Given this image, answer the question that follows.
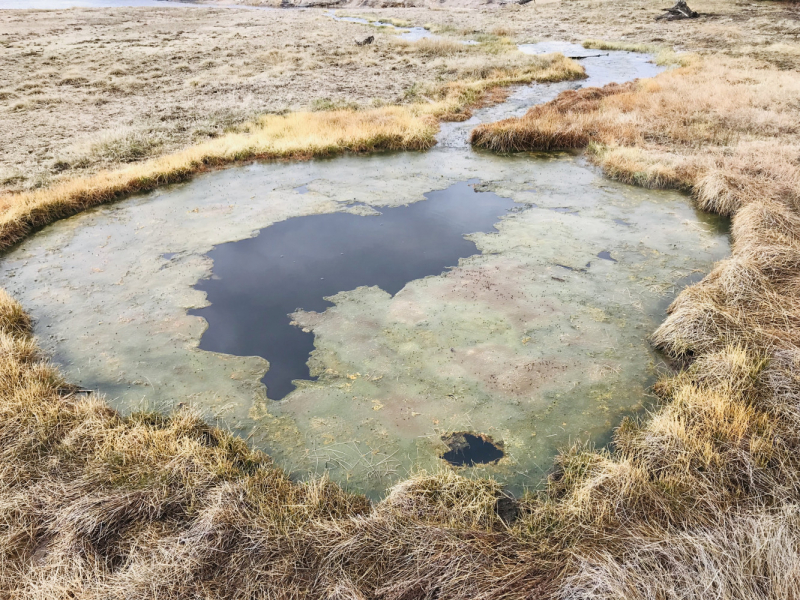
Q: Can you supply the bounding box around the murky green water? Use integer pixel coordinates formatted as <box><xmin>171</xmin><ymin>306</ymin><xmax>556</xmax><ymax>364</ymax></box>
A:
<box><xmin>0</xmin><ymin>49</ymin><xmax>730</xmax><ymax>497</ymax></box>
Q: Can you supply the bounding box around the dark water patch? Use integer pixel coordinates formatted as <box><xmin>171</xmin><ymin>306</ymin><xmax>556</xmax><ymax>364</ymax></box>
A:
<box><xmin>294</xmin><ymin>185</ymin><xmax>309</xmax><ymax>195</ymax></box>
<box><xmin>441</xmin><ymin>432</ymin><xmax>504</xmax><ymax>466</ymax></box>
<box><xmin>597</xmin><ymin>250</ymin><xmax>617</xmax><ymax>262</ymax></box>
<box><xmin>162</xmin><ymin>252</ymin><xmax>178</xmax><ymax>260</ymax></box>
<box><xmin>556</xmin><ymin>263</ymin><xmax>587</xmax><ymax>273</ymax></box>
<box><xmin>550</xmin><ymin>207</ymin><xmax>579</xmax><ymax>214</ymax></box>
<box><xmin>613</xmin><ymin>218</ymin><xmax>632</xmax><ymax>227</ymax></box>
<box><xmin>190</xmin><ymin>181</ymin><xmax>518</xmax><ymax>400</ymax></box>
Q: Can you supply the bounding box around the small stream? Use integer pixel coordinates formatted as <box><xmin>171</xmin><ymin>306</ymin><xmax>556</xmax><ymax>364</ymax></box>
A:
<box><xmin>0</xmin><ymin>39</ymin><xmax>730</xmax><ymax>498</ymax></box>
<box><xmin>326</xmin><ymin>10</ymin><xmax>435</xmax><ymax>41</ymax></box>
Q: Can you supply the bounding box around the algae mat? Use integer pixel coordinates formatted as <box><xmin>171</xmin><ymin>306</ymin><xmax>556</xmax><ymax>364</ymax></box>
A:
<box><xmin>0</xmin><ymin>149</ymin><xmax>729</xmax><ymax>496</ymax></box>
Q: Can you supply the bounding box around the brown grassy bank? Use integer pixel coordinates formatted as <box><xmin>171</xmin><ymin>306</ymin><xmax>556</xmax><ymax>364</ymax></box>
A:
<box><xmin>3</xmin><ymin>239</ymin><xmax>800</xmax><ymax>597</ymax></box>
<box><xmin>467</xmin><ymin>48</ymin><xmax>800</xmax><ymax>595</ymax></box>
<box><xmin>470</xmin><ymin>53</ymin><xmax>800</xmax><ymax>360</ymax></box>
<box><xmin>0</xmin><ymin>51</ymin><xmax>581</xmax><ymax>251</ymax></box>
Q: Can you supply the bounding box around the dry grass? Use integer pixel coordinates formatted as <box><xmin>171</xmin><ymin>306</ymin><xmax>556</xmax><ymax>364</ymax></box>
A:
<box><xmin>471</xmin><ymin>52</ymin><xmax>800</xmax><ymax>362</ymax></box>
<box><xmin>0</xmin><ymin>108</ymin><xmax>436</xmax><ymax>250</ymax></box>
<box><xmin>582</xmin><ymin>39</ymin><xmax>661</xmax><ymax>54</ymax></box>
<box><xmin>3</xmin><ymin>1</ymin><xmax>800</xmax><ymax>597</ymax></box>
<box><xmin>0</xmin><ymin>51</ymin><xmax>581</xmax><ymax>251</ymax></box>
<box><xmin>0</xmin><ymin>6</ymin><xmax>538</xmax><ymax>195</ymax></box>
<box><xmin>408</xmin><ymin>51</ymin><xmax>584</xmax><ymax>120</ymax></box>
<box><xmin>3</xmin><ymin>272</ymin><xmax>800</xmax><ymax>598</ymax></box>
<box><xmin>0</xmin><ymin>6</ymin><xmax>582</xmax><ymax>196</ymax></box>
<box><xmin>464</xmin><ymin>26</ymin><xmax>800</xmax><ymax>597</ymax></box>
<box><xmin>0</xmin><ymin>299</ymin><xmax>559</xmax><ymax>597</ymax></box>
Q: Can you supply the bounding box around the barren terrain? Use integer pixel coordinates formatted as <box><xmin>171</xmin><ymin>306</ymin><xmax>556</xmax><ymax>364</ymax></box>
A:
<box><xmin>2</xmin><ymin>0</ymin><xmax>797</xmax><ymax>194</ymax></box>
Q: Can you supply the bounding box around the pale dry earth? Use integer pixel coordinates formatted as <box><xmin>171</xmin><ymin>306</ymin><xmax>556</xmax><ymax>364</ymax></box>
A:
<box><xmin>0</xmin><ymin>6</ymin><xmax>480</xmax><ymax>191</ymax></box>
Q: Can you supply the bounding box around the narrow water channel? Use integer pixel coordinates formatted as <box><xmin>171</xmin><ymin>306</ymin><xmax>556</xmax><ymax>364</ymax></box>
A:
<box><xmin>0</xmin><ymin>44</ymin><xmax>730</xmax><ymax>498</ymax></box>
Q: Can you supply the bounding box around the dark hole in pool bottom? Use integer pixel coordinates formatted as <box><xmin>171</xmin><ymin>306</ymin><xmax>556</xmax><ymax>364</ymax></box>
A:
<box><xmin>189</xmin><ymin>180</ymin><xmax>518</xmax><ymax>400</ymax></box>
<box><xmin>441</xmin><ymin>432</ymin><xmax>505</xmax><ymax>466</ymax></box>
<box><xmin>597</xmin><ymin>250</ymin><xmax>617</xmax><ymax>262</ymax></box>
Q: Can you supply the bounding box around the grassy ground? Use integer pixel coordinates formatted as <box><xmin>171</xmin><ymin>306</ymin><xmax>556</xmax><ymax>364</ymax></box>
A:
<box><xmin>0</xmin><ymin>6</ymin><xmax>577</xmax><ymax>195</ymax></box>
<box><xmin>0</xmin><ymin>50</ymin><xmax>580</xmax><ymax>250</ymax></box>
<box><xmin>1</xmin><ymin>0</ymin><xmax>800</xmax><ymax>597</ymax></box>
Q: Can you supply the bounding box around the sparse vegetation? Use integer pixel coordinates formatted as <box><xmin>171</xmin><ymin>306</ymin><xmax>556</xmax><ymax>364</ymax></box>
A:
<box><xmin>0</xmin><ymin>108</ymin><xmax>436</xmax><ymax>250</ymax></box>
<box><xmin>54</xmin><ymin>126</ymin><xmax>166</xmax><ymax>170</ymax></box>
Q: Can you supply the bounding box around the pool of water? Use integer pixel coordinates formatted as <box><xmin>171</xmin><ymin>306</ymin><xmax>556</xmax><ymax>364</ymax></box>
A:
<box><xmin>190</xmin><ymin>181</ymin><xmax>517</xmax><ymax>400</ymax></box>
<box><xmin>442</xmin><ymin>432</ymin><xmax>504</xmax><ymax>466</ymax></box>
<box><xmin>0</xmin><ymin>46</ymin><xmax>730</xmax><ymax>499</ymax></box>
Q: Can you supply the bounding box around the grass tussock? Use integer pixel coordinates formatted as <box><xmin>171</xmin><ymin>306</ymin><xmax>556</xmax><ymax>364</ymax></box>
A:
<box><xmin>582</xmin><ymin>39</ymin><xmax>661</xmax><ymax>54</ymax></box>
<box><xmin>392</xmin><ymin>36</ymin><xmax>469</xmax><ymax>57</ymax></box>
<box><xmin>0</xmin><ymin>303</ymin><xmax>560</xmax><ymax>597</ymax></box>
<box><xmin>466</xmin><ymin>45</ymin><xmax>800</xmax><ymax>596</ymax></box>
<box><xmin>581</xmin><ymin>39</ymin><xmax>689</xmax><ymax>66</ymax></box>
<box><xmin>54</xmin><ymin>126</ymin><xmax>167</xmax><ymax>170</ymax></box>
<box><xmin>471</xmin><ymin>52</ymin><xmax>800</xmax><ymax>360</ymax></box>
<box><xmin>4</xmin><ymin>291</ymin><xmax>800</xmax><ymax>597</ymax></box>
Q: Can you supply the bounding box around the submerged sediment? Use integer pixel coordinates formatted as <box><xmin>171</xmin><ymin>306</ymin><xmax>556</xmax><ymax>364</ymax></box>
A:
<box><xmin>0</xmin><ymin>150</ymin><xmax>729</xmax><ymax>496</ymax></box>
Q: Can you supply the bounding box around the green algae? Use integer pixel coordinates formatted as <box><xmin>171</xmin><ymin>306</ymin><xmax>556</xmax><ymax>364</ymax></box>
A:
<box><xmin>0</xmin><ymin>150</ymin><xmax>729</xmax><ymax>497</ymax></box>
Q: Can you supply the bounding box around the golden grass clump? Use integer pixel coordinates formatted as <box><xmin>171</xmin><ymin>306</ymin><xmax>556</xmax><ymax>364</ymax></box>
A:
<box><xmin>582</xmin><ymin>39</ymin><xmax>660</xmax><ymax>54</ymax></box>
<box><xmin>461</xmin><ymin>43</ymin><xmax>800</xmax><ymax>597</ymax></box>
<box><xmin>8</xmin><ymin>293</ymin><xmax>800</xmax><ymax>597</ymax></box>
<box><xmin>391</xmin><ymin>36</ymin><xmax>468</xmax><ymax>57</ymax></box>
